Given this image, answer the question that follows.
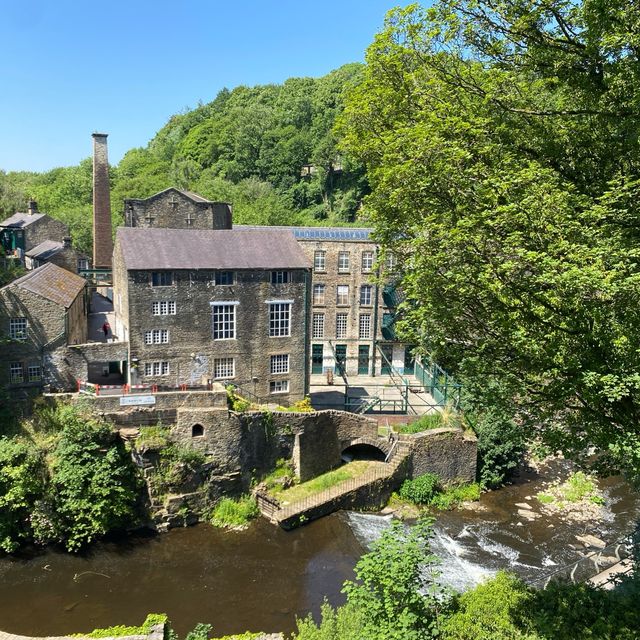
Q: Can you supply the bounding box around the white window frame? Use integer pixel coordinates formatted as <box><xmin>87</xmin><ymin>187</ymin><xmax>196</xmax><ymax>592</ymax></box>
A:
<box><xmin>210</xmin><ymin>302</ymin><xmax>239</xmax><ymax>340</ymax></box>
<box><xmin>360</xmin><ymin>284</ymin><xmax>372</xmax><ymax>306</ymax></box>
<box><xmin>359</xmin><ymin>314</ymin><xmax>372</xmax><ymax>339</ymax></box>
<box><xmin>270</xmin><ymin>379</ymin><xmax>289</xmax><ymax>394</ymax></box>
<box><xmin>152</xmin><ymin>300</ymin><xmax>176</xmax><ymax>316</ymax></box>
<box><xmin>9</xmin><ymin>362</ymin><xmax>23</xmax><ymax>383</ymax></box>
<box><xmin>268</xmin><ymin>301</ymin><xmax>292</xmax><ymax>337</ymax></box>
<box><xmin>144</xmin><ymin>329</ymin><xmax>169</xmax><ymax>345</ymax></box>
<box><xmin>27</xmin><ymin>365</ymin><xmax>42</xmax><ymax>382</ymax></box>
<box><xmin>270</xmin><ymin>354</ymin><xmax>290</xmax><ymax>375</ymax></box>
<box><xmin>312</xmin><ymin>313</ymin><xmax>325</xmax><ymax>339</ymax></box>
<box><xmin>144</xmin><ymin>361</ymin><xmax>170</xmax><ymax>376</ymax></box>
<box><xmin>338</xmin><ymin>251</ymin><xmax>350</xmax><ymax>273</ymax></box>
<box><xmin>336</xmin><ymin>313</ymin><xmax>348</xmax><ymax>339</ymax></box>
<box><xmin>213</xmin><ymin>357</ymin><xmax>235</xmax><ymax>380</ymax></box>
<box><xmin>362</xmin><ymin>251</ymin><xmax>374</xmax><ymax>273</ymax></box>
<box><xmin>9</xmin><ymin>317</ymin><xmax>27</xmax><ymax>340</ymax></box>
<box><xmin>312</xmin><ymin>283</ymin><xmax>326</xmax><ymax>305</ymax></box>
<box><xmin>314</xmin><ymin>251</ymin><xmax>326</xmax><ymax>272</ymax></box>
<box><xmin>336</xmin><ymin>285</ymin><xmax>350</xmax><ymax>305</ymax></box>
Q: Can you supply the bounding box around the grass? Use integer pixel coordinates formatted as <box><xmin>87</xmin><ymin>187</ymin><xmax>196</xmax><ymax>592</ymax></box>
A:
<box><xmin>260</xmin><ymin>458</ymin><xmax>297</xmax><ymax>495</ymax></box>
<box><xmin>430</xmin><ymin>482</ymin><xmax>482</xmax><ymax>510</ymax></box>
<box><xmin>75</xmin><ymin>614</ymin><xmax>167</xmax><ymax>638</ymax></box>
<box><xmin>536</xmin><ymin>471</ymin><xmax>604</xmax><ymax>507</ymax></box>
<box><xmin>394</xmin><ymin>473</ymin><xmax>481</xmax><ymax>512</ymax></box>
<box><xmin>135</xmin><ymin>425</ymin><xmax>170</xmax><ymax>450</ymax></box>
<box><xmin>397</xmin><ymin>406</ymin><xmax>467</xmax><ymax>434</ymax></box>
<box><xmin>210</xmin><ymin>495</ymin><xmax>259</xmax><ymax>529</ymax></box>
<box><xmin>276</xmin><ymin>461</ymin><xmax>375</xmax><ymax>505</ymax></box>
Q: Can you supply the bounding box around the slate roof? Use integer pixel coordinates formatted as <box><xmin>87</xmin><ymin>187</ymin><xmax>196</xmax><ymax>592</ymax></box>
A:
<box><xmin>235</xmin><ymin>224</ymin><xmax>374</xmax><ymax>241</ymax></box>
<box><xmin>127</xmin><ymin>187</ymin><xmax>214</xmax><ymax>204</ymax></box>
<box><xmin>25</xmin><ymin>240</ymin><xmax>64</xmax><ymax>260</ymax></box>
<box><xmin>0</xmin><ymin>212</ymin><xmax>46</xmax><ymax>228</ymax></box>
<box><xmin>116</xmin><ymin>228</ymin><xmax>311</xmax><ymax>270</ymax></box>
<box><xmin>7</xmin><ymin>263</ymin><xmax>86</xmax><ymax>308</ymax></box>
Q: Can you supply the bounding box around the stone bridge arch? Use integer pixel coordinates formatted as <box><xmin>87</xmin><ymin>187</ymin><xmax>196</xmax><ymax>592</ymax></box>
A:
<box><xmin>341</xmin><ymin>436</ymin><xmax>390</xmax><ymax>462</ymax></box>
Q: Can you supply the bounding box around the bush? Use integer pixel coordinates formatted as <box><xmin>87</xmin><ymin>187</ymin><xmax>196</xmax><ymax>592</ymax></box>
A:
<box><xmin>430</xmin><ymin>483</ymin><xmax>481</xmax><ymax>510</ymax></box>
<box><xmin>399</xmin><ymin>473</ymin><xmax>440</xmax><ymax>504</ymax></box>
<box><xmin>210</xmin><ymin>495</ymin><xmax>259</xmax><ymax>529</ymax></box>
<box><xmin>79</xmin><ymin>613</ymin><xmax>168</xmax><ymax>638</ymax></box>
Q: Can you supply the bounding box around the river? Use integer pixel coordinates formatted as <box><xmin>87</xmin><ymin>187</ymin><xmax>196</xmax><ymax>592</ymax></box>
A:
<box><xmin>0</xmin><ymin>462</ymin><xmax>638</xmax><ymax>637</ymax></box>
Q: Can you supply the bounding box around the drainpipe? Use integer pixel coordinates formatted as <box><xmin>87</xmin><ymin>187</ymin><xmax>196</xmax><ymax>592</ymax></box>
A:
<box><xmin>303</xmin><ymin>268</ymin><xmax>311</xmax><ymax>396</ymax></box>
<box><xmin>372</xmin><ymin>262</ymin><xmax>380</xmax><ymax>378</ymax></box>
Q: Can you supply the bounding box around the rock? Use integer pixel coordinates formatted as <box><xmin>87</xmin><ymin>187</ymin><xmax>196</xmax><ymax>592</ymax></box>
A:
<box><xmin>575</xmin><ymin>534</ymin><xmax>606</xmax><ymax>549</ymax></box>
<box><xmin>515</xmin><ymin>502</ymin><xmax>532</xmax><ymax>510</ymax></box>
<box><xmin>517</xmin><ymin>509</ymin><xmax>539</xmax><ymax>520</ymax></box>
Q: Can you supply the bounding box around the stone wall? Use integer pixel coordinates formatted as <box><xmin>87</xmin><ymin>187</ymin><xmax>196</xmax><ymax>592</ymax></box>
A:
<box><xmin>24</xmin><ymin>216</ymin><xmax>69</xmax><ymax>252</ymax></box>
<box><xmin>404</xmin><ymin>427</ymin><xmax>478</xmax><ymax>484</ymax></box>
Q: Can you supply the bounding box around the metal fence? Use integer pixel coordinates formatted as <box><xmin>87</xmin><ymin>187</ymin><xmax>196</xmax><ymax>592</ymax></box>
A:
<box><xmin>414</xmin><ymin>356</ymin><xmax>462</xmax><ymax>408</ymax></box>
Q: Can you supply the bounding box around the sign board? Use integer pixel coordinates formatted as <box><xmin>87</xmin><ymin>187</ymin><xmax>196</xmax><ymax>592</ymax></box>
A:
<box><xmin>119</xmin><ymin>395</ymin><xmax>156</xmax><ymax>406</ymax></box>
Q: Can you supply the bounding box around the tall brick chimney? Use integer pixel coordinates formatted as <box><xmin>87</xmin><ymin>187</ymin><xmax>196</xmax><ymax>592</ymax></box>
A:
<box><xmin>92</xmin><ymin>133</ymin><xmax>113</xmax><ymax>268</ymax></box>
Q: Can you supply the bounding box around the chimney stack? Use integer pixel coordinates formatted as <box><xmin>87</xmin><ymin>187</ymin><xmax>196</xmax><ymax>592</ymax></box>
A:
<box><xmin>63</xmin><ymin>236</ymin><xmax>72</xmax><ymax>249</ymax></box>
<box><xmin>92</xmin><ymin>133</ymin><xmax>113</xmax><ymax>268</ymax></box>
<box><xmin>27</xmin><ymin>200</ymin><xmax>38</xmax><ymax>215</ymax></box>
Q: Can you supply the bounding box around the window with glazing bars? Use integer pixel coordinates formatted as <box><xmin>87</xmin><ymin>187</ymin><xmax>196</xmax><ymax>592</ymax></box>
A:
<box><xmin>151</xmin><ymin>272</ymin><xmax>173</xmax><ymax>286</ymax></box>
<box><xmin>359</xmin><ymin>314</ymin><xmax>372</xmax><ymax>339</ymax></box>
<box><xmin>27</xmin><ymin>365</ymin><xmax>42</xmax><ymax>382</ymax></box>
<box><xmin>144</xmin><ymin>329</ymin><xmax>169</xmax><ymax>344</ymax></box>
<box><xmin>314</xmin><ymin>251</ymin><xmax>326</xmax><ymax>271</ymax></box>
<box><xmin>362</xmin><ymin>251</ymin><xmax>374</xmax><ymax>272</ymax></box>
<box><xmin>360</xmin><ymin>285</ymin><xmax>372</xmax><ymax>306</ymax></box>
<box><xmin>336</xmin><ymin>313</ymin><xmax>348</xmax><ymax>338</ymax></box>
<box><xmin>336</xmin><ymin>285</ymin><xmax>349</xmax><ymax>305</ymax></box>
<box><xmin>270</xmin><ymin>354</ymin><xmax>289</xmax><ymax>374</ymax></box>
<box><xmin>144</xmin><ymin>361</ymin><xmax>169</xmax><ymax>376</ymax></box>
<box><xmin>213</xmin><ymin>357</ymin><xmax>235</xmax><ymax>379</ymax></box>
<box><xmin>312</xmin><ymin>284</ymin><xmax>325</xmax><ymax>305</ymax></box>
<box><xmin>270</xmin><ymin>379</ymin><xmax>289</xmax><ymax>394</ymax></box>
<box><xmin>9</xmin><ymin>362</ymin><xmax>23</xmax><ymax>383</ymax></box>
<box><xmin>269</xmin><ymin>302</ymin><xmax>291</xmax><ymax>337</ymax></box>
<box><xmin>212</xmin><ymin>304</ymin><xmax>236</xmax><ymax>340</ymax></box>
<box><xmin>215</xmin><ymin>271</ymin><xmax>234</xmax><ymax>285</ymax></box>
<box><xmin>312</xmin><ymin>313</ymin><xmax>325</xmax><ymax>339</ymax></box>
<box><xmin>152</xmin><ymin>301</ymin><xmax>176</xmax><ymax>315</ymax></box>
<box><xmin>9</xmin><ymin>318</ymin><xmax>27</xmax><ymax>340</ymax></box>
<box><xmin>338</xmin><ymin>251</ymin><xmax>350</xmax><ymax>273</ymax></box>
<box><xmin>271</xmin><ymin>271</ymin><xmax>290</xmax><ymax>284</ymax></box>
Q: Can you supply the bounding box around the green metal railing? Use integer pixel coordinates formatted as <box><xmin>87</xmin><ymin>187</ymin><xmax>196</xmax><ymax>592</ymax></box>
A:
<box><xmin>414</xmin><ymin>356</ymin><xmax>462</xmax><ymax>409</ymax></box>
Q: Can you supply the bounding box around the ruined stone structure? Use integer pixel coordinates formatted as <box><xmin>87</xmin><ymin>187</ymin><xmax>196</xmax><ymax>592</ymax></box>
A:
<box><xmin>0</xmin><ymin>263</ymin><xmax>87</xmax><ymax>393</ymax></box>
<box><xmin>112</xmin><ymin>227</ymin><xmax>311</xmax><ymax>403</ymax></box>
<box><xmin>124</xmin><ymin>188</ymin><xmax>232</xmax><ymax>230</ymax></box>
<box><xmin>92</xmin><ymin>133</ymin><xmax>113</xmax><ymax>268</ymax></box>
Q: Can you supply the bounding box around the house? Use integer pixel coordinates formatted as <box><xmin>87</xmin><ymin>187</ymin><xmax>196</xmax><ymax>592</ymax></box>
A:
<box><xmin>24</xmin><ymin>237</ymin><xmax>90</xmax><ymax>273</ymax></box>
<box><xmin>0</xmin><ymin>201</ymin><xmax>69</xmax><ymax>257</ymax></box>
<box><xmin>112</xmin><ymin>227</ymin><xmax>311</xmax><ymax>403</ymax></box>
<box><xmin>0</xmin><ymin>263</ymin><xmax>87</xmax><ymax>393</ymax></box>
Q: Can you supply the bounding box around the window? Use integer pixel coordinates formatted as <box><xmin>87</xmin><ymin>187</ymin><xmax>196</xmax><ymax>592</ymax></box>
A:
<box><xmin>338</xmin><ymin>251</ymin><xmax>350</xmax><ymax>273</ymax></box>
<box><xmin>271</xmin><ymin>271</ymin><xmax>290</xmax><ymax>284</ymax></box>
<box><xmin>336</xmin><ymin>285</ymin><xmax>349</xmax><ymax>305</ymax></box>
<box><xmin>191</xmin><ymin>424</ymin><xmax>204</xmax><ymax>437</ymax></box>
<box><xmin>312</xmin><ymin>313</ymin><xmax>325</xmax><ymax>339</ymax></box>
<box><xmin>77</xmin><ymin>258</ymin><xmax>89</xmax><ymax>271</ymax></box>
<box><xmin>215</xmin><ymin>271</ymin><xmax>234</xmax><ymax>285</ymax></box>
<box><xmin>9</xmin><ymin>362</ymin><xmax>23</xmax><ymax>384</ymax></box>
<box><xmin>144</xmin><ymin>361</ymin><xmax>169</xmax><ymax>376</ymax></box>
<box><xmin>270</xmin><ymin>354</ymin><xmax>290</xmax><ymax>374</ymax></box>
<box><xmin>314</xmin><ymin>251</ymin><xmax>326</xmax><ymax>272</ymax></box>
<box><xmin>151</xmin><ymin>272</ymin><xmax>173</xmax><ymax>286</ymax></box>
<box><xmin>211</xmin><ymin>303</ymin><xmax>237</xmax><ymax>340</ymax></box>
<box><xmin>152</xmin><ymin>300</ymin><xmax>176</xmax><ymax>315</ymax></box>
<box><xmin>385</xmin><ymin>252</ymin><xmax>397</xmax><ymax>272</ymax></box>
<box><xmin>213</xmin><ymin>357</ymin><xmax>235</xmax><ymax>379</ymax></box>
<box><xmin>269</xmin><ymin>302</ymin><xmax>291</xmax><ymax>337</ymax></box>
<box><xmin>144</xmin><ymin>329</ymin><xmax>169</xmax><ymax>344</ymax></box>
<box><xmin>359</xmin><ymin>314</ymin><xmax>372</xmax><ymax>339</ymax></box>
<box><xmin>270</xmin><ymin>380</ymin><xmax>289</xmax><ymax>394</ymax></box>
<box><xmin>360</xmin><ymin>285</ymin><xmax>373</xmax><ymax>306</ymax></box>
<box><xmin>312</xmin><ymin>283</ymin><xmax>326</xmax><ymax>305</ymax></box>
<box><xmin>9</xmin><ymin>317</ymin><xmax>27</xmax><ymax>340</ymax></box>
<box><xmin>336</xmin><ymin>313</ymin><xmax>348</xmax><ymax>338</ymax></box>
<box><xmin>27</xmin><ymin>365</ymin><xmax>42</xmax><ymax>382</ymax></box>
<box><xmin>362</xmin><ymin>251</ymin><xmax>374</xmax><ymax>272</ymax></box>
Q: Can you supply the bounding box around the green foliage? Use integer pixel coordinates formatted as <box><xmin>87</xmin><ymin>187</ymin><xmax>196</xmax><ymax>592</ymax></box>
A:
<box><xmin>210</xmin><ymin>495</ymin><xmax>259</xmax><ymax>529</ymax></box>
<box><xmin>398</xmin><ymin>414</ymin><xmax>444</xmax><ymax>434</ymax></box>
<box><xmin>342</xmin><ymin>517</ymin><xmax>445</xmax><ymax>640</ymax></box>
<box><xmin>340</xmin><ymin>1</ymin><xmax>640</xmax><ymax>478</ymax></box>
<box><xmin>261</xmin><ymin>458</ymin><xmax>297</xmax><ymax>495</ymax></box>
<box><xmin>536</xmin><ymin>471</ymin><xmax>604</xmax><ymax>508</ymax></box>
<box><xmin>0</xmin><ymin>437</ymin><xmax>46</xmax><ymax>552</ymax></box>
<box><xmin>226</xmin><ymin>386</ymin><xmax>250</xmax><ymax>412</ymax></box>
<box><xmin>399</xmin><ymin>473</ymin><xmax>440</xmax><ymax>504</ymax></box>
<box><xmin>136</xmin><ymin>425</ymin><xmax>171</xmax><ymax>451</ymax></box>
<box><xmin>294</xmin><ymin>601</ymin><xmax>368</xmax><ymax>640</ymax></box>
<box><xmin>47</xmin><ymin>407</ymin><xmax>142</xmax><ymax>551</ymax></box>
<box><xmin>184</xmin><ymin>623</ymin><xmax>213</xmax><ymax>640</ymax></box>
<box><xmin>78</xmin><ymin>613</ymin><xmax>168</xmax><ymax>638</ymax></box>
<box><xmin>283</xmin><ymin>396</ymin><xmax>315</xmax><ymax>413</ymax></box>
<box><xmin>429</xmin><ymin>483</ymin><xmax>481</xmax><ymax>511</ymax></box>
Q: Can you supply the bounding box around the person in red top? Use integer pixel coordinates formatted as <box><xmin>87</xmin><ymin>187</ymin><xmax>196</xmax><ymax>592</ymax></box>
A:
<box><xmin>102</xmin><ymin>321</ymin><xmax>110</xmax><ymax>338</ymax></box>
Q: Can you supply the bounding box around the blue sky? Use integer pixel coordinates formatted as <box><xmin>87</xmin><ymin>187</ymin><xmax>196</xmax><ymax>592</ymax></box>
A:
<box><xmin>1</xmin><ymin>0</ymin><xmax>408</xmax><ymax>173</ymax></box>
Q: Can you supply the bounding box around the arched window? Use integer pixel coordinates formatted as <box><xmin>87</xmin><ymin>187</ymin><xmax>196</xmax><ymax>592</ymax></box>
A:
<box><xmin>191</xmin><ymin>423</ymin><xmax>204</xmax><ymax>438</ymax></box>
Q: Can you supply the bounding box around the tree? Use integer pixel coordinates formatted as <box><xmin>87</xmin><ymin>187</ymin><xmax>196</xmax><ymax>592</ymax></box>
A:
<box><xmin>339</xmin><ymin>1</ymin><xmax>640</xmax><ymax>477</ymax></box>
